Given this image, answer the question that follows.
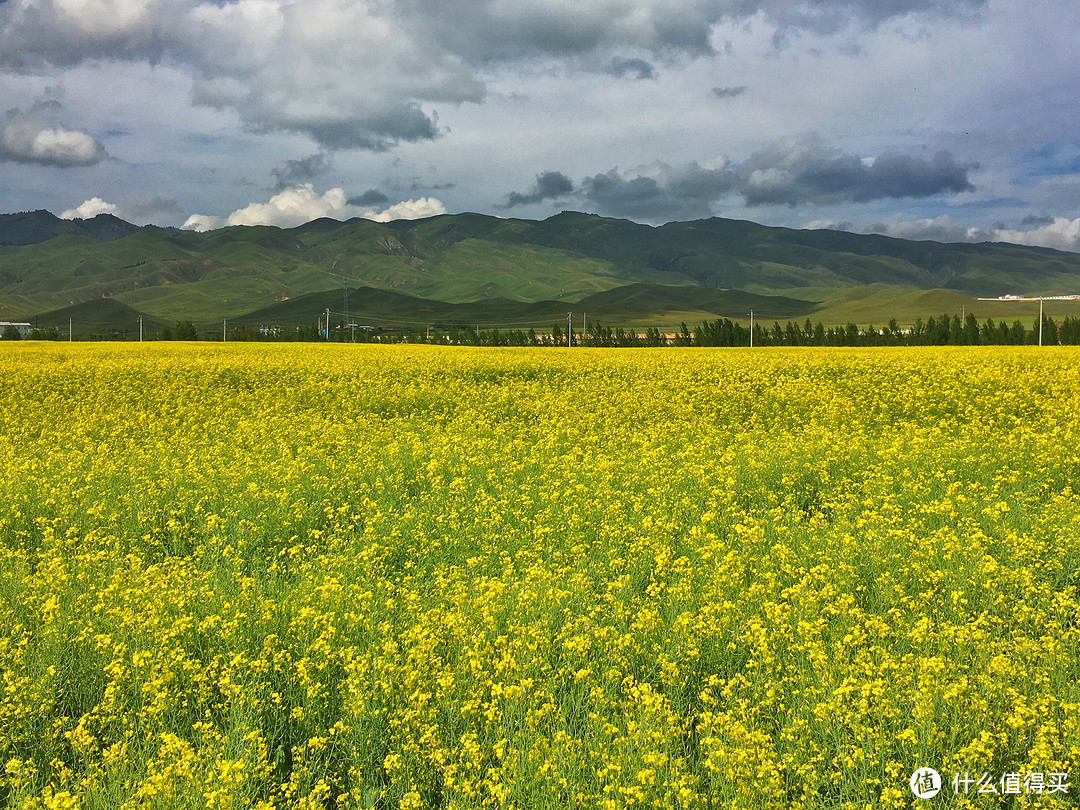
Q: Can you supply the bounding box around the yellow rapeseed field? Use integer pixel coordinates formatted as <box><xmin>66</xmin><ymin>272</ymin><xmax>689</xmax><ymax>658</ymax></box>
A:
<box><xmin>1</xmin><ymin>343</ymin><xmax>1078</xmax><ymax>809</ymax></box>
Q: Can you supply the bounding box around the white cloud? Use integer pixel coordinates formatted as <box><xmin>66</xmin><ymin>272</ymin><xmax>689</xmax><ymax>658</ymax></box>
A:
<box><xmin>367</xmin><ymin>197</ymin><xmax>446</xmax><ymax>222</ymax></box>
<box><xmin>1</xmin><ymin>106</ymin><xmax>107</xmax><ymax>167</ymax></box>
<box><xmin>182</xmin><ymin>185</ymin><xmax>446</xmax><ymax>230</ymax></box>
<box><xmin>181</xmin><ymin>213</ymin><xmax>224</xmax><ymax>232</ymax></box>
<box><xmin>990</xmin><ymin>217</ymin><xmax>1080</xmax><ymax>253</ymax></box>
<box><xmin>813</xmin><ymin>214</ymin><xmax>1080</xmax><ymax>253</ymax></box>
<box><xmin>859</xmin><ymin>215</ymin><xmax>990</xmax><ymax>243</ymax></box>
<box><xmin>225</xmin><ymin>185</ymin><xmax>350</xmax><ymax>228</ymax></box>
<box><xmin>60</xmin><ymin>197</ymin><xmax>119</xmax><ymax>219</ymax></box>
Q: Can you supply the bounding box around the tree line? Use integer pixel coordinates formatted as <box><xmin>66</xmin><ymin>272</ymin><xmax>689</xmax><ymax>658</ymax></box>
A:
<box><xmin>9</xmin><ymin>313</ymin><xmax>1080</xmax><ymax>346</ymax></box>
<box><xmin>424</xmin><ymin>314</ymin><xmax>1080</xmax><ymax>347</ymax></box>
<box><xmin>692</xmin><ymin>313</ymin><xmax>1080</xmax><ymax>347</ymax></box>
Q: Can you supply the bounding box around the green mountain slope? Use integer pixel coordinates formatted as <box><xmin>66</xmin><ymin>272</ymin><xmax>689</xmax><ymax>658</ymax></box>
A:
<box><xmin>236</xmin><ymin>284</ymin><xmax>817</xmax><ymax>330</ymax></box>
<box><xmin>29</xmin><ymin>298</ymin><xmax>169</xmax><ymax>336</ymax></box>
<box><xmin>3</xmin><ymin>210</ymin><xmax>1080</xmax><ymax>329</ymax></box>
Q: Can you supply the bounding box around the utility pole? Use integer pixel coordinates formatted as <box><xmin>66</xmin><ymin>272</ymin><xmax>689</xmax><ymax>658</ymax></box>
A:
<box><xmin>749</xmin><ymin>310</ymin><xmax>754</xmax><ymax>348</ymax></box>
<box><xmin>138</xmin><ymin>315</ymin><xmax>143</xmax><ymax>342</ymax></box>
<box><xmin>68</xmin><ymin>318</ymin><xmax>72</xmax><ymax>342</ymax></box>
<box><xmin>567</xmin><ymin>312</ymin><xmax>572</xmax><ymax>347</ymax></box>
<box><xmin>223</xmin><ymin>318</ymin><xmax>227</xmax><ymax>342</ymax></box>
<box><xmin>326</xmin><ymin>308</ymin><xmax>331</xmax><ymax>341</ymax></box>
<box><xmin>976</xmin><ymin>293</ymin><xmax>1080</xmax><ymax>347</ymax></box>
<box><xmin>328</xmin><ymin>272</ymin><xmax>351</xmax><ymax>341</ymax></box>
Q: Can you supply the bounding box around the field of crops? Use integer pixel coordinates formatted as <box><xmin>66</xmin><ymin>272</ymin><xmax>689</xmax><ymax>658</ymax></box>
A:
<box><xmin>1</xmin><ymin>343</ymin><xmax>1078</xmax><ymax>809</ymax></box>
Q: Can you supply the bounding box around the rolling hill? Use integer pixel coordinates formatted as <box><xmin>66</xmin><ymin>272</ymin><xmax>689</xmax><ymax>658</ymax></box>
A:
<box><xmin>0</xmin><ymin>210</ymin><xmax>140</xmax><ymax>246</ymax></box>
<box><xmin>3</xmin><ymin>209</ymin><xmax>1080</xmax><ymax>334</ymax></box>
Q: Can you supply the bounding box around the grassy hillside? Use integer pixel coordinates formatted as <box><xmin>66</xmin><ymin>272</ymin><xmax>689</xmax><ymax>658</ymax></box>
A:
<box><xmin>4</xmin><ymin>210</ymin><xmax>1080</xmax><ymax>328</ymax></box>
<box><xmin>224</xmin><ymin>284</ymin><xmax>817</xmax><ymax>331</ymax></box>
<box><xmin>29</xmin><ymin>298</ymin><xmax>169</xmax><ymax>336</ymax></box>
<box><xmin>793</xmin><ymin>286</ymin><xmax>1080</xmax><ymax>327</ymax></box>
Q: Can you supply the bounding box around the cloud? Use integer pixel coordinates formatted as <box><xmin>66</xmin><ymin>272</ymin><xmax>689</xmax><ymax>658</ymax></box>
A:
<box><xmin>181</xmin><ymin>213</ymin><xmax>224</xmax><ymax>233</ymax></box>
<box><xmin>761</xmin><ymin>0</ymin><xmax>986</xmax><ymax>38</ymax></box>
<box><xmin>272</xmin><ymin>152</ymin><xmax>334</xmax><ymax>190</ymax></box>
<box><xmin>500</xmin><ymin>171</ymin><xmax>575</xmax><ymax>209</ymax></box>
<box><xmin>348</xmin><ymin>189</ymin><xmax>390</xmax><ymax>207</ymax></box>
<box><xmin>224</xmin><ymin>186</ymin><xmax>353</xmax><ymax>228</ymax></box>
<box><xmin>737</xmin><ymin>137</ymin><xmax>975</xmax><ymax>206</ymax></box>
<box><xmin>370</xmin><ymin>197</ymin><xmax>446</xmax><ymax>222</ymax></box>
<box><xmin>127</xmin><ymin>196</ymin><xmax>182</xmax><ymax>220</ymax></box>
<box><xmin>856</xmin><ymin>215</ymin><xmax>992</xmax><ymax>243</ymax></box>
<box><xmin>606</xmin><ymin>57</ymin><xmax>657</xmax><ymax>80</ymax></box>
<box><xmin>1021</xmin><ymin>213</ymin><xmax>1054</xmax><ymax>227</ymax></box>
<box><xmin>555</xmin><ymin>138</ymin><xmax>977</xmax><ymax>221</ymax></box>
<box><xmin>0</xmin><ymin>103</ymin><xmax>107</xmax><ymax>167</ymax></box>
<box><xmin>814</xmin><ymin>214</ymin><xmax>1080</xmax><ymax>253</ymax></box>
<box><xmin>581</xmin><ymin>161</ymin><xmax>733</xmax><ymax>221</ymax></box>
<box><xmin>415</xmin><ymin>1</ymin><xmax>719</xmax><ymax>62</ymax></box>
<box><xmin>60</xmin><ymin>197</ymin><xmax>119</xmax><ymax>219</ymax></box>
<box><xmin>983</xmin><ymin>216</ymin><xmax>1080</xmax><ymax>252</ymax></box>
<box><xmin>1</xmin><ymin>0</ymin><xmax>478</xmax><ymax>151</ymax></box>
<box><xmin>0</xmin><ymin>0</ymin><xmax>990</xmax><ymax>153</ymax></box>
<box><xmin>711</xmin><ymin>85</ymin><xmax>747</xmax><ymax>99</ymax></box>
<box><xmin>182</xmin><ymin>184</ymin><xmax>446</xmax><ymax>231</ymax></box>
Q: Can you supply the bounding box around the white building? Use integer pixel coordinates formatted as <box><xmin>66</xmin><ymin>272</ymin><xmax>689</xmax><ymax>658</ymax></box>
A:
<box><xmin>0</xmin><ymin>322</ymin><xmax>32</xmax><ymax>338</ymax></box>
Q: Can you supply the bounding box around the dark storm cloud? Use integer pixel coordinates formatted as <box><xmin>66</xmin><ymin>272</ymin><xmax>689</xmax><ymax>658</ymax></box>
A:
<box><xmin>581</xmin><ymin>171</ymin><xmax>665</xmax><ymax>218</ymax></box>
<box><xmin>763</xmin><ymin>0</ymin><xmax>986</xmax><ymax>37</ymax></box>
<box><xmin>295</xmin><ymin>107</ymin><xmax>443</xmax><ymax>152</ymax></box>
<box><xmin>568</xmin><ymin>139</ymin><xmax>976</xmax><ymax>221</ymax></box>
<box><xmin>581</xmin><ymin>162</ymin><xmax>733</xmax><ymax>221</ymax></box>
<box><xmin>711</xmin><ymin>85</ymin><xmax>747</xmax><ymax>99</ymax></box>
<box><xmin>414</xmin><ymin>0</ymin><xmax>987</xmax><ymax>65</ymax></box>
<box><xmin>1021</xmin><ymin>213</ymin><xmax>1054</xmax><ymax>227</ymax></box>
<box><xmin>606</xmin><ymin>57</ymin><xmax>658</xmax><ymax>81</ymax></box>
<box><xmin>500</xmin><ymin>171</ymin><xmax>575</xmax><ymax>209</ymax></box>
<box><xmin>412</xmin><ymin>0</ymin><xmax>718</xmax><ymax>62</ymax></box>
<box><xmin>272</xmin><ymin>152</ymin><xmax>334</xmax><ymax>190</ymax></box>
<box><xmin>737</xmin><ymin>139</ymin><xmax>975</xmax><ymax>206</ymax></box>
<box><xmin>411</xmin><ymin>181</ymin><xmax>456</xmax><ymax>191</ymax></box>
<box><xmin>348</xmin><ymin>189</ymin><xmax>390</xmax><ymax>207</ymax></box>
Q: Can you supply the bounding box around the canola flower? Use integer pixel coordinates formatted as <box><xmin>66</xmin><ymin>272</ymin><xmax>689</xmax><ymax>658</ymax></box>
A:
<box><xmin>0</xmin><ymin>342</ymin><xmax>1078</xmax><ymax>809</ymax></box>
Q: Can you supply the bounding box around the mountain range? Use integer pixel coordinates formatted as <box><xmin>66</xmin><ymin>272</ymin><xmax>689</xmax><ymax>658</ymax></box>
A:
<box><xmin>3</xmin><ymin>208</ymin><xmax>1080</xmax><ymax>333</ymax></box>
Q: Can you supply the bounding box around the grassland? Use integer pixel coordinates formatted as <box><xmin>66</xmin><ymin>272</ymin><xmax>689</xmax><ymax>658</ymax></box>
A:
<box><xmin>1</xmin><ymin>344</ymin><xmax>1079</xmax><ymax>809</ymax></box>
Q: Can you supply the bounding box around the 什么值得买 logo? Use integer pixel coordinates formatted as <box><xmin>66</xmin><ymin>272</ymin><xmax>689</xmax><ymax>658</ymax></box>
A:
<box><xmin>910</xmin><ymin>767</ymin><xmax>1070</xmax><ymax>799</ymax></box>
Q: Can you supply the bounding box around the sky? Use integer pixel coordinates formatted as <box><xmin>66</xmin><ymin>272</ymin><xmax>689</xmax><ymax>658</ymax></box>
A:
<box><xmin>2</xmin><ymin>0</ymin><xmax>1079</xmax><ymax>251</ymax></box>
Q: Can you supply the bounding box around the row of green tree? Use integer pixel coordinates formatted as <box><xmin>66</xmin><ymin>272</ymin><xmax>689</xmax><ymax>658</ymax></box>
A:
<box><xmin>400</xmin><ymin>315</ymin><xmax>1079</xmax><ymax>347</ymax></box>
<box><xmin>692</xmin><ymin>313</ymin><xmax>1080</xmax><ymax>347</ymax></box>
<box><xmin>330</xmin><ymin>314</ymin><xmax>1080</xmax><ymax>347</ymax></box>
<box><xmin>10</xmin><ymin>314</ymin><xmax>1080</xmax><ymax>346</ymax></box>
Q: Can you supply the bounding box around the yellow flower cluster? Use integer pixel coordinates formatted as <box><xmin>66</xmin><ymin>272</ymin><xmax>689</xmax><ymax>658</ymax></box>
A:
<box><xmin>1</xmin><ymin>343</ymin><xmax>1078</xmax><ymax>808</ymax></box>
